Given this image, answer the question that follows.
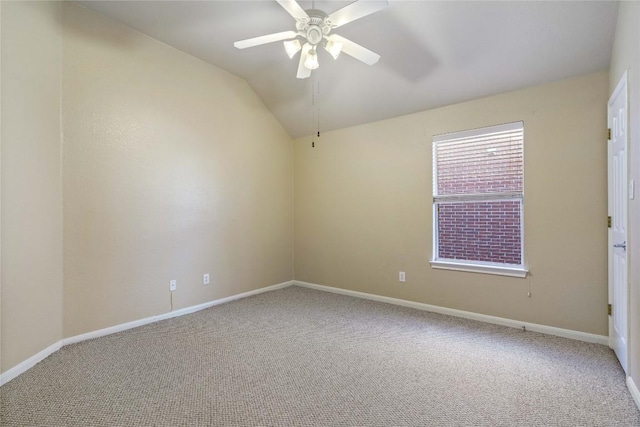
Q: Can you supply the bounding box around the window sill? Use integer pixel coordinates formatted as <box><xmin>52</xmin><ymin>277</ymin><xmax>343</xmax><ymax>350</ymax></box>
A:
<box><xmin>430</xmin><ymin>260</ymin><xmax>528</xmax><ymax>278</ymax></box>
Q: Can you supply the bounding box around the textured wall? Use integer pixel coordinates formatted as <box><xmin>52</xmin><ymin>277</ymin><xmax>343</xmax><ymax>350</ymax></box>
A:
<box><xmin>609</xmin><ymin>0</ymin><xmax>640</xmax><ymax>394</ymax></box>
<box><xmin>61</xmin><ymin>3</ymin><xmax>293</xmax><ymax>338</ymax></box>
<box><xmin>295</xmin><ymin>71</ymin><xmax>609</xmax><ymax>335</ymax></box>
<box><xmin>1</xmin><ymin>1</ymin><xmax>63</xmax><ymax>372</ymax></box>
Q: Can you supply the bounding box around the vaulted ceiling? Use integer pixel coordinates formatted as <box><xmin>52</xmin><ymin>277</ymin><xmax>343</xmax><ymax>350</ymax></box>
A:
<box><xmin>77</xmin><ymin>1</ymin><xmax>619</xmax><ymax>138</ymax></box>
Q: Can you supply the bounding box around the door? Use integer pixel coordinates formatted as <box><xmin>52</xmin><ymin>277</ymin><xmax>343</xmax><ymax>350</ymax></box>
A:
<box><xmin>608</xmin><ymin>71</ymin><xmax>628</xmax><ymax>373</ymax></box>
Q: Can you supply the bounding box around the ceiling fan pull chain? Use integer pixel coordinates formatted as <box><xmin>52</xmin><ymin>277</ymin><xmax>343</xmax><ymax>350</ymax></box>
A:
<box><xmin>311</xmin><ymin>77</ymin><xmax>315</xmax><ymax>147</ymax></box>
<box><xmin>310</xmin><ymin>71</ymin><xmax>322</xmax><ymax>148</ymax></box>
<box><xmin>316</xmin><ymin>76</ymin><xmax>321</xmax><ymax>139</ymax></box>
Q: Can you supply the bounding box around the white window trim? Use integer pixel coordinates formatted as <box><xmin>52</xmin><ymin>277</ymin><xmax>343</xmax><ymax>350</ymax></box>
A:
<box><xmin>430</xmin><ymin>259</ymin><xmax>528</xmax><ymax>278</ymax></box>
<box><xmin>431</xmin><ymin>121</ymin><xmax>526</xmax><ymax>277</ymax></box>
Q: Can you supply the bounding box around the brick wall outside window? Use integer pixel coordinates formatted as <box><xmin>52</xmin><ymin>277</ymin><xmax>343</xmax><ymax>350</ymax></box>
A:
<box><xmin>437</xmin><ymin>200</ymin><xmax>521</xmax><ymax>265</ymax></box>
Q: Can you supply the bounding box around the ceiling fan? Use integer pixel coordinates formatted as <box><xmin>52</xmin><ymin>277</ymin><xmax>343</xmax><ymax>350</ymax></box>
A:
<box><xmin>234</xmin><ymin>0</ymin><xmax>388</xmax><ymax>79</ymax></box>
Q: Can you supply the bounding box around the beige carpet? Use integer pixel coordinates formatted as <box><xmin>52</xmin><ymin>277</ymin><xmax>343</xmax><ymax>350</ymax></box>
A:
<box><xmin>1</xmin><ymin>285</ymin><xmax>639</xmax><ymax>426</ymax></box>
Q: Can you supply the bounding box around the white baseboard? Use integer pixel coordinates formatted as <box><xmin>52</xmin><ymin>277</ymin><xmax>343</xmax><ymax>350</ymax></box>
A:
<box><xmin>0</xmin><ymin>341</ymin><xmax>62</xmax><ymax>386</ymax></box>
<box><xmin>1</xmin><ymin>280</ymin><xmax>293</xmax><ymax>386</ymax></box>
<box><xmin>63</xmin><ymin>280</ymin><xmax>293</xmax><ymax>346</ymax></box>
<box><xmin>293</xmin><ymin>280</ymin><xmax>609</xmax><ymax>346</ymax></box>
<box><xmin>628</xmin><ymin>376</ymin><xmax>640</xmax><ymax>411</ymax></box>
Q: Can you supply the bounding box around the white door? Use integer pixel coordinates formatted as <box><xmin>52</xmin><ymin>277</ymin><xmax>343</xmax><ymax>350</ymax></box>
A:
<box><xmin>608</xmin><ymin>72</ymin><xmax>628</xmax><ymax>373</ymax></box>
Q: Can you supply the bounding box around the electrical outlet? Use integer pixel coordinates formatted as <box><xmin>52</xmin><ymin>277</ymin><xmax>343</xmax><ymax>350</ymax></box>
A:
<box><xmin>203</xmin><ymin>273</ymin><xmax>210</xmax><ymax>285</ymax></box>
<box><xmin>170</xmin><ymin>280</ymin><xmax>177</xmax><ymax>291</ymax></box>
<box><xmin>399</xmin><ymin>271</ymin><xmax>406</xmax><ymax>283</ymax></box>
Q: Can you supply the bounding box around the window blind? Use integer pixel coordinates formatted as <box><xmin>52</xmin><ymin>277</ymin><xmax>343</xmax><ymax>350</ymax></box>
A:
<box><xmin>433</xmin><ymin>122</ymin><xmax>523</xmax><ymax>198</ymax></box>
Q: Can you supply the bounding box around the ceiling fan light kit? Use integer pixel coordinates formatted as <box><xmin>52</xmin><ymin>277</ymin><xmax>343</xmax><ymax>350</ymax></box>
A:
<box><xmin>324</xmin><ymin>39</ymin><xmax>342</xmax><ymax>60</ymax></box>
<box><xmin>304</xmin><ymin>47</ymin><xmax>320</xmax><ymax>70</ymax></box>
<box><xmin>284</xmin><ymin>39</ymin><xmax>302</xmax><ymax>58</ymax></box>
<box><xmin>234</xmin><ymin>0</ymin><xmax>388</xmax><ymax>79</ymax></box>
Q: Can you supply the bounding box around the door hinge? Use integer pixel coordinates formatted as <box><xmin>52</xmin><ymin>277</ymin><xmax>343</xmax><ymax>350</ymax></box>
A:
<box><xmin>608</xmin><ymin>128</ymin><xmax>611</xmax><ymax>140</ymax></box>
<box><xmin>608</xmin><ymin>216</ymin><xmax>612</xmax><ymax>228</ymax></box>
<box><xmin>608</xmin><ymin>304</ymin><xmax>612</xmax><ymax>316</ymax></box>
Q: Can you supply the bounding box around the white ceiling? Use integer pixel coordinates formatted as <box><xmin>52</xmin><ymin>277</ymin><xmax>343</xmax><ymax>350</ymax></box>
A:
<box><xmin>77</xmin><ymin>1</ymin><xmax>619</xmax><ymax>138</ymax></box>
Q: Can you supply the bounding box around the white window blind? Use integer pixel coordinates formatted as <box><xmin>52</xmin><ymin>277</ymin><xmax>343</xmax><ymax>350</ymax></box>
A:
<box><xmin>433</xmin><ymin>122</ymin><xmax>524</xmax><ymax>199</ymax></box>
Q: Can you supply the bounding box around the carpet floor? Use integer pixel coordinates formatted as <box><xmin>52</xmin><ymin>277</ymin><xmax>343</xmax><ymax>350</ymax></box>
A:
<box><xmin>1</xmin><ymin>285</ymin><xmax>639</xmax><ymax>426</ymax></box>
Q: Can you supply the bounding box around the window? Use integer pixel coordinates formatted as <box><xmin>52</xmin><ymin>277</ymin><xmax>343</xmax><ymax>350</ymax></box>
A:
<box><xmin>430</xmin><ymin>122</ymin><xmax>527</xmax><ymax>277</ymax></box>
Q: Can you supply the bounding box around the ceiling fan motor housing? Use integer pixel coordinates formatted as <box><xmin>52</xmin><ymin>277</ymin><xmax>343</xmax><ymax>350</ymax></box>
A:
<box><xmin>297</xmin><ymin>10</ymin><xmax>333</xmax><ymax>45</ymax></box>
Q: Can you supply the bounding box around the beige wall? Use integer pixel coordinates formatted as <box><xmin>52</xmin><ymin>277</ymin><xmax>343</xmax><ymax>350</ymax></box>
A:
<box><xmin>1</xmin><ymin>1</ymin><xmax>64</xmax><ymax>372</ymax></box>
<box><xmin>61</xmin><ymin>3</ymin><xmax>293</xmax><ymax>338</ymax></box>
<box><xmin>609</xmin><ymin>0</ymin><xmax>640</xmax><ymax>392</ymax></box>
<box><xmin>295</xmin><ymin>71</ymin><xmax>609</xmax><ymax>335</ymax></box>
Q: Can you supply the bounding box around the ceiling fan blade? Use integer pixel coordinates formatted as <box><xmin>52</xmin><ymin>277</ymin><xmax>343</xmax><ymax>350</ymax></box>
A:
<box><xmin>276</xmin><ymin>0</ymin><xmax>309</xmax><ymax>21</ymax></box>
<box><xmin>327</xmin><ymin>0</ymin><xmax>388</xmax><ymax>29</ymax></box>
<box><xmin>328</xmin><ymin>35</ymin><xmax>380</xmax><ymax>65</ymax></box>
<box><xmin>297</xmin><ymin>43</ymin><xmax>312</xmax><ymax>79</ymax></box>
<box><xmin>234</xmin><ymin>31</ymin><xmax>298</xmax><ymax>49</ymax></box>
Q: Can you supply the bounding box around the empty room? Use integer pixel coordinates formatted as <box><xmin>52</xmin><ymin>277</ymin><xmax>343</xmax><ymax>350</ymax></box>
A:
<box><xmin>1</xmin><ymin>0</ymin><xmax>639</xmax><ymax>425</ymax></box>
